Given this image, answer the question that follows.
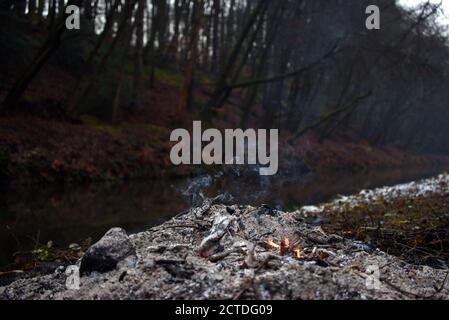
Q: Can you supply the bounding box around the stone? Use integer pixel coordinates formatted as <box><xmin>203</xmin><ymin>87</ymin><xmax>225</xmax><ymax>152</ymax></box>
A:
<box><xmin>79</xmin><ymin>228</ymin><xmax>136</xmax><ymax>276</ymax></box>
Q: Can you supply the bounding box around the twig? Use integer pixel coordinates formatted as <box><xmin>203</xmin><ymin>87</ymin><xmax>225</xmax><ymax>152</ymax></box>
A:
<box><xmin>209</xmin><ymin>247</ymin><xmax>243</xmax><ymax>263</ymax></box>
<box><xmin>164</xmin><ymin>224</ymin><xmax>203</xmax><ymax>230</ymax></box>
<box><xmin>173</xmin><ymin>210</ymin><xmax>190</xmax><ymax>220</ymax></box>
<box><xmin>382</xmin><ymin>278</ymin><xmax>423</xmax><ymax>298</ymax></box>
<box><xmin>435</xmin><ymin>271</ymin><xmax>449</xmax><ymax>294</ymax></box>
<box><xmin>226</xmin><ymin>40</ymin><xmax>342</xmax><ymax>89</ymax></box>
<box><xmin>0</xmin><ymin>270</ymin><xmax>24</xmax><ymax>277</ymax></box>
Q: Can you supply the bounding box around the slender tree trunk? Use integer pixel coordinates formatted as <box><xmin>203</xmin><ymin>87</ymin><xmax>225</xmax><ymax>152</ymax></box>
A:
<box><xmin>163</xmin><ymin>0</ymin><xmax>182</xmax><ymax>65</ymax></box>
<box><xmin>112</xmin><ymin>23</ymin><xmax>134</xmax><ymax>123</ymax></box>
<box><xmin>58</xmin><ymin>0</ymin><xmax>66</xmax><ymax>13</ymax></box>
<box><xmin>14</xmin><ymin>0</ymin><xmax>27</xmax><ymax>15</ymax></box>
<box><xmin>156</xmin><ymin>0</ymin><xmax>168</xmax><ymax>59</ymax></box>
<box><xmin>180</xmin><ymin>0</ymin><xmax>191</xmax><ymax>67</ymax></box>
<box><xmin>131</xmin><ymin>0</ymin><xmax>146</xmax><ymax>111</ymax></box>
<box><xmin>211</xmin><ymin>0</ymin><xmax>220</xmax><ymax>72</ymax></box>
<box><xmin>83</xmin><ymin>0</ymin><xmax>95</xmax><ymax>33</ymax></box>
<box><xmin>224</xmin><ymin>0</ymin><xmax>235</xmax><ymax>62</ymax></box>
<box><xmin>202</xmin><ymin>6</ymin><xmax>211</xmax><ymax>71</ymax></box>
<box><xmin>37</xmin><ymin>0</ymin><xmax>46</xmax><ymax>17</ymax></box>
<box><xmin>28</xmin><ymin>0</ymin><xmax>38</xmax><ymax>17</ymax></box>
<box><xmin>176</xmin><ymin>0</ymin><xmax>204</xmax><ymax>117</ymax></box>
<box><xmin>47</xmin><ymin>0</ymin><xmax>57</xmax><ymax>29</ymax></box>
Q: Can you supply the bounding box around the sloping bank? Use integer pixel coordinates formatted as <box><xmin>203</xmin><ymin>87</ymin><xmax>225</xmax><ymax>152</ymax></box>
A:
<box><xmin>1</xmin><ymin>175</ymin><xmax>449</xmax><ymax>300</ymax></box>
<box><xmin>2</xmin><ymin>112</ymin><xmax>449</xmax><ymax>187</ymax></box>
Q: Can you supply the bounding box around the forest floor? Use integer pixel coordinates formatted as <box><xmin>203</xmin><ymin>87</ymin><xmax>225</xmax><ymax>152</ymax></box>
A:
<box><xmin>1</xmin><ymin>174</ymin><xmax>449</xmax><ymax>300</ymax></box>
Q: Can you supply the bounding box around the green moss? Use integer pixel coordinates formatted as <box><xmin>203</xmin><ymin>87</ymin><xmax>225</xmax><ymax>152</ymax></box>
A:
<box><xmin>123</xmin><ymin>123</ymin><xmax>170</xmax><ymax>137</ymax></box>
<box><xmin>319</xmin><ymin>192</ymin><xmax>449</xmax><ymax>267</ymax></box>
<box><xmin>193</xmin><ymin>96</ymin><xmax>208</xmax><ymax>110</ymax></box>
<box><xmin>79</xmin><ymin>115</ymin><xmax>121</xmax><ymax>138</ymax></box>
<box><xmin>153</xmin><ymin>67</ymin><xmax>185</xmax><ymax>87</ymax></box>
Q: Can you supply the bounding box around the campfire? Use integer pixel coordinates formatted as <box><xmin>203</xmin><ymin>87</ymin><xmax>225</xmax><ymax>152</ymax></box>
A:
<box><xmin>267</xmin><ymin>238</ymin><xmax>302</xmax><ymax>258</ymax></box>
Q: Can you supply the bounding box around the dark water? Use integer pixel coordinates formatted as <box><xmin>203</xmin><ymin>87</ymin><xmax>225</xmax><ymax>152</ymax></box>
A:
<box><xmin>0</xmin><ymin>166</ymin><xmax>447</xmax><ymax>269</ymax></box>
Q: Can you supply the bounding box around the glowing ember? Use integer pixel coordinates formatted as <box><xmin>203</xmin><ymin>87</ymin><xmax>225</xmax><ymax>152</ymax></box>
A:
<box><xmin>280</xmin><ymin>238</ymin><xmax>290</xmax><ymax>256</ymax></box>
<box><xmin>266</xmin><ymin>238</ymin><xmax>302</xmax><ymax>258</ymax></box>
<box><xmin>267</xmin><ymin>239</ymin><xmax>281</xmax><ymax>249</ymax></box>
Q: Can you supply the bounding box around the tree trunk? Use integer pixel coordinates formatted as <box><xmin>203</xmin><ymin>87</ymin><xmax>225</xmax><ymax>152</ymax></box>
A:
<box><xmin>176</xmin><ymin>0</ymin><xmax>204</xmax><ymax>117</ymax></box>
<box><xmin>163</xmin><ymin>0</ymin><xmax>182</xmax><ymax>65</ymax></box>
<box><xmin>131</xmin><ymin>0</ymin><xmax>146</xmax><ymax>111</ymax></box>
<box><xmin>83</xmin><ymin>0</ymin><xmax>95</xmax><ymax>33</ymax></box>
<box><xmin>112</xmin><ymin>23</ymin><xmax>134</xmax><ymax>123</ymax></box>
<box><xmin>47</xmin><ymin>0</ymin><xmax>57</xmax><ymax>29</ymax></box>
<box><xmin>14</xmin><ymin>0</ymin><xmax>27</xmax><ymax>15</ymax></box>
<box><xmin>58</xmin><ymin>0</ymin><xmax>66</xmax><ymax>13</ymax></box>
<box><xmin>28</xmin><ymin>0</ymin><xmax>37</xmax><ymax>17</ymax></box>
<box><xmin>37</xmin><ymin>0</ymin><xmax>46</xmax><ymax>17</ymax></box>
<box><xmin>211</xmin><ymin>0</ymin><xmax>220</xmax><ymax>72</ymax></box>
<box><xmin>224</xmin><ymin>0</ymin><xmax>235</xmax><ymax>61</ymax></box>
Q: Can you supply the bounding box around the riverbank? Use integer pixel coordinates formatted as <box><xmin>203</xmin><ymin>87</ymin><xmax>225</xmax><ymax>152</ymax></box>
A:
<box><xmin>1</xmin><ymin>174</ymin><xmax>449</xmax><ymax>300</ymax></box>
<box><xmin>2</xmin><ymin>111</ymin><xmax>449</xmax><ymax>188</ymax></box>
<box><xmin>0</xmin><ymin>113</ymin><xmax>174</xmax><ymax>187</ymax></box>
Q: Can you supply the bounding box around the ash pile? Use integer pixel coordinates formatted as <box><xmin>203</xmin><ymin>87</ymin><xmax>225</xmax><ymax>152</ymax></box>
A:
<box><xmin>1</xmin><ymin>202</ymin><xmax>448</xmax><ymax>300</ymax></box>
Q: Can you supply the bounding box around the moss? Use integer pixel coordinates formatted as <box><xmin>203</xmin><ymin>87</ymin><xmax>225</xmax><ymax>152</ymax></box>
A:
<box><xmin>319</xmin><ymin>192</ymin><xmax>449</xmax><ymax>268</ymax></box>
<box><xmin>193</xmin><ymin>97</ymin><xmax>208</xmax><ymax>111</ymax></box>
<box><xmin>153</xmin><ymin>67</ymin><xmax>185</xmax><ymax>87</ymax></box>
<box><xmin>79</xmin><ymin>115</ymin><xmax>121</xmax><ymax>138</ymax></box>
<box><xmin>123</xmin><ymin>123</ymin><xmax>170</xmax><ymax>137</ymax></box>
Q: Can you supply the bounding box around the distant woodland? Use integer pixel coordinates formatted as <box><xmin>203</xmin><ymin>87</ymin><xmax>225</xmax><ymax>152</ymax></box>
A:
<box><xmin>1</xmin><ymin>0</ymin><xmax>449</xmax><ymax>154</ymax></box>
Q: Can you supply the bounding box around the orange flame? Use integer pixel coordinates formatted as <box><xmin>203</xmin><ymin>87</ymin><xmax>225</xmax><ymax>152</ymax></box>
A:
<box><xmin>267</xmin><ymin>239</ymin><xmax>281</xmax><ymax>249</ymax></box>
<box><xmin>267</xmin><ymin>238</ymin><xmax>303</xmax><ymax>258</ymax></box>
<box><xmin>280</xmin><ymin>238</ymin><xmax>290</xmax><ymax>256</ymax></box>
